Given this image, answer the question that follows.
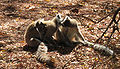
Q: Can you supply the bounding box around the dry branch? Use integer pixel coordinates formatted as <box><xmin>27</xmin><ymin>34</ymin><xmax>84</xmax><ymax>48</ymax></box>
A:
<box><xmin>96</xmin><ymin>7</ymin><xmax>120</xmax><ymax>43</ymax></box>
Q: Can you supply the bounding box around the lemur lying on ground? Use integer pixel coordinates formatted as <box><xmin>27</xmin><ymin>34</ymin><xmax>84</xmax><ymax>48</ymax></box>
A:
<box><xmin>55</xmin><ymin>16</ymin><xmax>114</xmax><ymax>56</ymax></box>
<box><xmin>24</xmin><ymin>14</ymin><xmax>63</xmax><ymax>67</ymax></box>
<box><xmin>24</xmin><ymin>14</ymin><xmax>62</xmax><ymax>48</ymax></box>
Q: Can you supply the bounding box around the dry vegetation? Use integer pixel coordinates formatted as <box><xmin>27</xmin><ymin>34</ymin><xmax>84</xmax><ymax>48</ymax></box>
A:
<box><xmin>0</xmin><ymin>0</ymin><xmax>120</xmax><ymax>69</ymax></box>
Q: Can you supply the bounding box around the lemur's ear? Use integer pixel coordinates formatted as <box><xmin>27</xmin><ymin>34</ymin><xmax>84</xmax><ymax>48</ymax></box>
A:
<box><xmin>40</xmin><ymin>22</ymin><xmax>44</xmax><ymax>25</ymax></box>
<box><xmin>63</xmin><ymin>16</ymin><xmax>71</xmax><ymax>23</ymax></box>
<box><xmin>35</xmin><ymin>21</ymin><xmax>44</xmax><ymax>27</ymax></box>
<box><xmin>61</xmin><ymin>16</ymin><xmax>71</xmax><ymax>27</ymax></box>
<box><xmin>35</xmin><ymin>21</ymin><xmax>39</xmax><ymax>27</ymax></box>
<box><xmin>35</xmin><ymin>18</ymin><xmax>44</xmax><ymax>26</ymax></box>
<box><xmin>65</xmin><ymin>16</ymin><xmax>70</xmax><ymax>20</ymax></box>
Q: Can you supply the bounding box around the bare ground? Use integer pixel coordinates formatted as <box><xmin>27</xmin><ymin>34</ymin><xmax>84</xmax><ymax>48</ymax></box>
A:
<box><xmin>0</xmin><ymin>0</ymin><xmax>120</xmax><ymax>69</ymax></box>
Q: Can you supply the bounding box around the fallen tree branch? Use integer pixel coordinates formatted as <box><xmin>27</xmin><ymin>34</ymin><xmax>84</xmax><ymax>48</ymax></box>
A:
<box><xmin>96</xmin><ymin>7</ymin><xmax>120</xmax><ymax>43</ymax></box>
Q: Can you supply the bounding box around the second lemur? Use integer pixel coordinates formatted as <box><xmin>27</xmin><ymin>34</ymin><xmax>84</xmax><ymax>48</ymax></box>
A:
<box><xmin>55</xmin><ymin>16</ymin><xmax>114</xmax><ymax>56</ymax></box>
<box><xmin>24</xmin><ymin>14</ymin><xmax>63</xmax><ymax>67</ymax></box>
<box><xmin>24</xmin><ymin>14</ymin><xmax>63</xmax><ymax>47</ymax></box>
<box><xmin>55</xmin><ymin>16</ymin><xmax>85</xmax><ymax>46</ymax></box>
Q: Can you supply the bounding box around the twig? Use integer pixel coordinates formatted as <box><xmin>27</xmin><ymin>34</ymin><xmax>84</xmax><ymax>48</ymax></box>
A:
<box><xmin>81</xmin><ymin>15</ymin><xmax>97</xmax><ymax>24</ymax></box>
<box><xmin>67</xmin><ymin>12</ymin><xmax>114</xmax><ymax>24</ymax></box>
<box><xmin>97</xmin><ymin>14</ymin><xmax>111</xmax><ymax>23</ymax></box>
<box><xmin>96</xmin><ymin>8</ymin><xmax>120</xmax><ymax>43</ymax></box>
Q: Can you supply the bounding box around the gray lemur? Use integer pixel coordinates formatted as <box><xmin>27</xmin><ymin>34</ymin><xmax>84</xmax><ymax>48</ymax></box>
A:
<box><xmin>55</xmin><ymin>16</ymin><xmax>114</xmax><ymax>56</ymax></box>
<box><xmin>55</xmin><ymin>16</ymin><xmax>85</xmax><ymax>46</ymax></box>
<box><xmin>24</xmin><ymin>14</ymin><xmax>63</xmax><ymax>48</ymax></box>
<box><xmin>24</xmin><ymin>14</ymin><xmax>63</xmax><ymax>67</ymax></box>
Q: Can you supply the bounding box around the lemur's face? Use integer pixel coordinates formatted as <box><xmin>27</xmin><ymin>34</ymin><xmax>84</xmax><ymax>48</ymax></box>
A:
<box><xmin>56</xmin><ymin>14</ymin><xmax>63</xmax><ymax>26</ymax></box>
<box><xmin>62</xmin><ymin>16</ymin><xmax>77</xmax><ymax>27</ymax></box>
<box><xmin>56</xmin><ymin>14</ymin><xmax>62</xmax><ymax>22</ymax></box>
<box><xmin>62</xmin><ymin>16</ymin><xmax>71</xmax><ymax>27</ymax></box>
<box><xmin>35</xmin><ymin>21</ymin><xmax>47</xmax><ymax>33</ymax></box>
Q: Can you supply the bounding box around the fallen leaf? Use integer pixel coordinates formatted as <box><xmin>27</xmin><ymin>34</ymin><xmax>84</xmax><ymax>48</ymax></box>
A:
<box><xmin>45</xmin><ymin>0</ymin><xmax>50</xmax><ymax>2</ymax></box>
<box><xmin>29</xmin><ymin>6</ymin><xmax>36</xmax><ymax>10</ymax></box>
<box><xmin>0</xmin><ymin>49</ymin><xmax>6</xmax><ymax>52</ymax></box>
<box><xmin>16</xmin><ymin>18</ymin><xmax>19</xmax><ymax>22</ymax></box>
<box><xmin>19</xmin><ymin>41</ymin><xmax>24</xmax><ymax>43</ymax></box>
<box><xmin>87</xmin><ymin>27</ymin><xmax>94</xmax><ymax>30</ymax></box>
<box><xmin>104</xmin><ymin>33</ymin><xmax>109</xmax><ymax>38</ymax></box>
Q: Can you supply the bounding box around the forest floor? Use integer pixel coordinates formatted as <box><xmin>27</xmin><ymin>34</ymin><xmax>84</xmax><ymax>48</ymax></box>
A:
<box><xmin>0</xmin><ymin>0</ymin><xmax>120</xmax><ymax>69</ymax></box>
